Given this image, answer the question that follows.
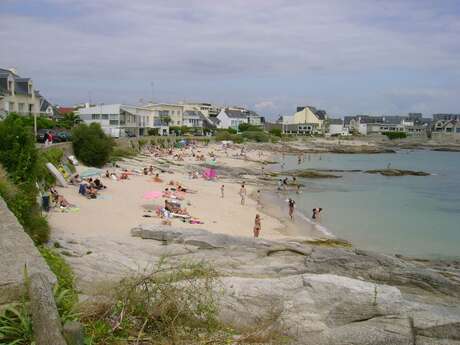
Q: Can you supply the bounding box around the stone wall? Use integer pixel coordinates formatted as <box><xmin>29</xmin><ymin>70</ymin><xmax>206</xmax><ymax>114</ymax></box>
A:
<box><xmin>0</xmin><ymin>197</ymin><xmax>56</xmax><ymax>306</ymax></box>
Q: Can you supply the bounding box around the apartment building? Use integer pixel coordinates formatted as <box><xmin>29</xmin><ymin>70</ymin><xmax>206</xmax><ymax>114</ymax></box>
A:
<box><xmin>0</xmin><ymin>68</ymin><xmax>41</xmax><ymax>116</ymax></box>
<box><xmin>143</xmin><ymin>103</ymin><xmax>184</xmax><ymax>126</ymax></box>
<box><xmin>77</xmin><ymin>104</ymin><xmax>168</xmax><ymax>137</ymax></box>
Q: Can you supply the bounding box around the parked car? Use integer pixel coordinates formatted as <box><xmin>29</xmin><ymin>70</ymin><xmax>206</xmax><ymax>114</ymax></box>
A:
<box><xmin>56</xmin><ymin>131</ymin><xmax>71</xmax><ymax>142</ymax></box>
<box><xmin>36</xmin><ymin>129</ymin><xmax>49</xmax><ymax>143</ymax></box>
<box><xmin>36</xmin><ymin>129</ymin><xmax>62</xmax><ymax>143</ymax></box>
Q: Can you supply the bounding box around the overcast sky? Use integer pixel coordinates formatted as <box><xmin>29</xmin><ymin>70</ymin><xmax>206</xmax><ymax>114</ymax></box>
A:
<box><xmin>1</xmin><ymin>0</ymin><xmax>459</xmax><ymax>119</ymax></box>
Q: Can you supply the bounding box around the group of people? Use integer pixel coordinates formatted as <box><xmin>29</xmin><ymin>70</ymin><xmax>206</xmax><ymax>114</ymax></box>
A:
<box><xmin>78</xmin><ymin>177</ymin><xmax>106</xmax><ymax>199</ymax></box>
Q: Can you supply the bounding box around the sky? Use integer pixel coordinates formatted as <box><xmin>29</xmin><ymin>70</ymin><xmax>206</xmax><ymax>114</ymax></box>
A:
<box><xmin>1</xmin><ymin>0</ymin><xmax>460</xmax><ymax>119</ymax></box>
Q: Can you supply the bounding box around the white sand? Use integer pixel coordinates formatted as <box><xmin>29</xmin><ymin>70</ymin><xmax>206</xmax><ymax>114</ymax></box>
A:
<box><xmin>49</xmin><ymin>144</ymin><xmax>289</xmax><ymax>242</ymax></box>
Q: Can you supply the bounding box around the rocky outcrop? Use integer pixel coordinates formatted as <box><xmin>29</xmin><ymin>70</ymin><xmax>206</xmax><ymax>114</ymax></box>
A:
<box><xmin>365</xmin><ymin>169</ymin><xmax>430</xmax><ymax>176</ymax></box>
<box><xmin>52</xmin><ymin>226</ymin><xmax>460</xmax><ymax>345</ymax></box>
<box><xmin>276</xmin><ymin>170</ymin><xmax>341</xmax><ymax>178</ymax></box>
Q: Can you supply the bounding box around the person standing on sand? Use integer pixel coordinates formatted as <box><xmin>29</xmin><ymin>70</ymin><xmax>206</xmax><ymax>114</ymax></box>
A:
<box><xmin>253</xmin><ymin>214</ymin><xmax>261</xmax><ymax>238</ymax></box>
<box><xmin>239</xmin><ymin>184</ymin><xmax>246</xmax><ymax>205</ymax></box>
<box><xmin>220</xmin><ymin>184</ymin><xmax>225</xmax><ymax>198</ymax></box>
<box><xmin>288</xmin><ymin>198</ymin><xmax>296</xmax><ymax>220</ymax></box>
<box><xmin>256</xmin><ymin>189</ymin><xmax>261</xmax><ymax>208</ymax></box>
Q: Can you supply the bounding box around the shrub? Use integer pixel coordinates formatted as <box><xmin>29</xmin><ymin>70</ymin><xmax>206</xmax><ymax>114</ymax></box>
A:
<box><xmin>71</xmin><ymin>123</ymin><xmax>114</xmax><ymax>167</ymax></box>
<box><xmin>36</xmin><ymin>148</ymin><xmax>65</xmax><ymax>188</ymax></box>
<box><xmin>0</xmin><ymin>115</ymin><xmax>50</xmax><ymax>244</ymax></box>
<box><xmin>241</xmin><ymin>131</ymin><xmax>270</xmax><ymax>142</ymax></box>
<box><xmin>0</xmin><ymin>114</ymin><xmax>40</xmax><ymax>183</ymax></box>
<box><xmin>238</xmin><ymin>123</ymin><xmax>262</xmax><ymax>132</ymax></box>
<box><xmin>214</xmin><ymin>131</ymin><xmax>244</xmax><ymax>143</ymax></box>
<box><xmin>82</xmin><ymin>261</ymin><xmax>224</xmax><ymax>344</ymax></box>
<box><xmin>147</xmin><ymin>128</ymin><xmax>159</xmax><ymax>136</ymax></box>
<box><xmin>269</xmin><ymin>127</ymin><xmax>282</xmax><ymax>137</ymax></box>
<box><xmin>0</xmin><ymin>172</ymin><xmax>50</xmax><ymax>244</ymax></box>
<box><xmin>382</xmin><ymin>131</ymin><xmax>407</xmax><ymax>140</ymax></box>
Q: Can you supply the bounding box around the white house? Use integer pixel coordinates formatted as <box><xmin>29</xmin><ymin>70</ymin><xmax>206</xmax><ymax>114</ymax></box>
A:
<box><xmin>77</xmin><ymin>104</ymin><xmax>169</xmax><ymax>137</ymax></box>
<box><xmin>216</xmin><ymin>108</ymin><xmax>263</xmax><ymax>130</ymax></box>
<box><xmin>327</xmin><ymin>118</ymin><xmax>349</xmax><ymax>136</ymax></box>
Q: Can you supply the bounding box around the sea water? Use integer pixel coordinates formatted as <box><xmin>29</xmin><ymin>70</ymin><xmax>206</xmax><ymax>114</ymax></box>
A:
<box><xmin>275</xmin><ymin>150</ymin><xmax>460</xmax><ymax>259</ymax></box>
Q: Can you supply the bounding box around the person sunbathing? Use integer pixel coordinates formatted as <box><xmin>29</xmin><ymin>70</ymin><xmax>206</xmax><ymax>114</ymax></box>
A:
<box><xmin>149</xmin><ymin>165</ymin><xmax>154</xmax><ymax>175</ymax></box>
<box><xmin>50</xmin><ymin>187</ymin><xmax>71</xmax><ymax>207</ymax></box>
<box><xmin>69</xmin><ymin>174</ymin><xmax>81</xmax><ymax>185</ymax></box>
<box><xmin>153</xmin><ymin>173</ymin><xmax>163</xmax><ymax>182</ymax></box>
<box><xmin>94</xmin><ymin>178</ymin><xmax>106</xmax><ymax>190</ymax></box>
<box><xmin>120</xmin><ymin>170</ymin><xmax>129</xmax><ymax>180</ymax></box>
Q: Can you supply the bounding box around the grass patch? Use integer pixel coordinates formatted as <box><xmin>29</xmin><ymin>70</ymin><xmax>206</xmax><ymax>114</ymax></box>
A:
<box><xmin>109</xmin><ymin>147</ymin><xmax>137</xmax><ymax>163</ymax></box>
<box><xmin>39</xmin><ymin>247</ymin><xmax>79</xmax><ymax>322</ymax></box>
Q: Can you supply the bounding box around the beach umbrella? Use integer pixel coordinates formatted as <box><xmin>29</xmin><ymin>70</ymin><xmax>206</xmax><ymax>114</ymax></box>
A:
<box><xmin>80</xmin><ymin>168</ymin><xmax>103</xmax><ymax>178</ymax></box>
<box><xmin>143</xmin><ymin>191</ymin><xmax>163</xmax><ymax>200</ymax></box>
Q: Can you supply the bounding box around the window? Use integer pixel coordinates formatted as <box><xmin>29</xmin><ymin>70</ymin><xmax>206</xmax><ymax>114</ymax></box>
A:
<box><xmin>92</xmin><ymin>114</ymin><xmax>100</xmax><ymax>120</ymax></box>
<box><xmin>101</xmin><ymin>114</ymin><xmax>109</xmax><ymax>120</ymax></box>
<box><xmin>8</xmin><ymin>102</ymin><xmax>14</xmax><ymax>111</ymax></box>
<box><xmin>28</xmin><ymin>84</ymin><xmax>32</xmax><ymax>94</ymax></box>
<box><xmin>456</xmin><ymin>128</ymin><xmax>460</xmax><ymax>133</ymax></box>
<box><xmin>110</xmin><ymin>114</ymin><xmax>118</xmax><ymax>120</ymax></box>
<box><xmin>18</xmin><ymin>103</ymin><xmax>25</xmax><ymax>113</ymax></box>
<box><xmin>109</xmin><ymin>120</ymin><xmax>119</xmax><ymax>126</ymax></box>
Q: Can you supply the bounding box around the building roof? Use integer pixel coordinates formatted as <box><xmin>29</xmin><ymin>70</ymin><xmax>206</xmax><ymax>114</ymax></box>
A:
<box><xmin>328</xmin><ymin>118</ymin><xmax>343</xmax><ymax>125</ymax></box>
<box><xmin>223</xmin><ymin>108</ymin><xmax>262</xmax><ymax>119</ymax></box>
<box><xmin>296</xmin><ymin>106</ymin><xmax>326</xmax><ymax>120</ymax></box>
<box><xmin>57</xmin><ymin>107</ymin><xmax>74</xmax><ymax>115</ymax></box>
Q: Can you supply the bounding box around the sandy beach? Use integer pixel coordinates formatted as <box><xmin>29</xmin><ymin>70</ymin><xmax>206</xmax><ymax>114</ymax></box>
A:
<box><xmin>49</xmin><ymin>143</ymin><xmax>318</xmax><ymax>244</ymax></box>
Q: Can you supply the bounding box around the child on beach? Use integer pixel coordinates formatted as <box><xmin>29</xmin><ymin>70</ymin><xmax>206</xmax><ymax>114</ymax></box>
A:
<box><xmin>239</xmin><ymin>184</ymin><xmax>246</xmax><ymax>205</ymax></box>
<box><xmin>253</xmin><ymin>214</ymin><xmax>261</xmax><ymax>238</ymax></box>
<box><xmin>220</xmin><ymin>184</ymin><xmax>225</xmax><ymax>198</ymax></box>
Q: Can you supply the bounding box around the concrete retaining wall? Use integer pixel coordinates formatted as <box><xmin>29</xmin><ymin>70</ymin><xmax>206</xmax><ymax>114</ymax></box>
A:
<box><xmin>0</xmin><ymin>197</ymin><xmax>56</xmax><ymax>305</ymax></box>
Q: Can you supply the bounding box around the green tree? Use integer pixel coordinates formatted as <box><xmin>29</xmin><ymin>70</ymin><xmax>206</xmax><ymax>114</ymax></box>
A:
<box><xmin>72</xmin><ymin>123</ymin><xmax>114</xmax><ymax>167</ymax></box>
<box><xmin>58</xmin><ymin>112</ymin><xmax>81</xmax><ymax>129</ymax></box>
<box><xmin>0</xmin><ymin>114</ymin><xmax>39</xmax><ymax>183</ymax></box>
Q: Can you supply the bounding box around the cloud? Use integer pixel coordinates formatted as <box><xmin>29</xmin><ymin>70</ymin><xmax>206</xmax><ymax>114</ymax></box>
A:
<box><xmin>254</xmin><ymin>101</ymin><xmax>276</xmax><ymax>111</ymax></box>
<box><xmin>0</xmin><ymin>0</ymin><xmax>459</xmax><ymax>117</ymax></box>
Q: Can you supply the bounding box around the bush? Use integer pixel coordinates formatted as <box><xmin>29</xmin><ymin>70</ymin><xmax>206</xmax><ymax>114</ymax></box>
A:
<box><xmin>147</xmin><ymin>128</ymin><xmax>159</xmax><ymax>136</ymax></box>
<box><xmin>0</xmin><ymin>115</ymin><xmax>50</xmax><ymax>244</ymax></box>
<box><xmin>0</xmin><ymin>114</ymin><xmax>40</xmax><ymax>183</ymax></box>
<box><xmin>238</xmin><ymin>123</ymin><xmax>262</xmax><ymax>132</ymax></box>
<box><xmin>269</xmin><ymin>127</ymin><xmax>282</xmax><ymax>137</ymax></box>
<box><xmin>214</xmin><ymin>131</ymin><xmax>244</xmax><ymax>143</ymax></box>
<box><xmin>382</xmin><ymin>131</ymin><xmax>407</xmax><ymax>140</ymax></box>
<box><xmin>241</xmin><ymin>131</ymin><xmax>270</xmax><ymax>142</ymax></box>
<box><xmin>71</xmin><ymin>123</ymin><xmax>114</xmax><ymax>167</ymax></box>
